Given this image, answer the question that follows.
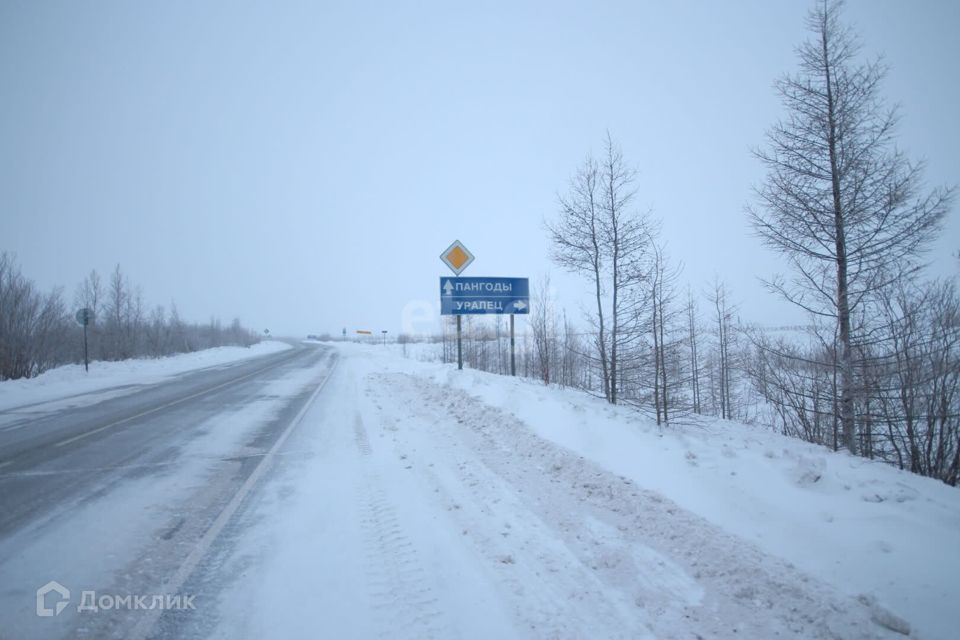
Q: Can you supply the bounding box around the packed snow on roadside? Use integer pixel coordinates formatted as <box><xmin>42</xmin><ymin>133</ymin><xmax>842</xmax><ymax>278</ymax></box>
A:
<box><xmin>0</xmin><ymin>340</ymin><xmax>291</xmax><ymax>413</ymax></box>
<box><xmin>213</xmin><ymin>342</ymin><xmax>959</xmax><ymax>640</ymax></box>
<box><xmin>413</xmin><ymin>353</ymin><xmax>959</xmax><ymax>639</ymax></box>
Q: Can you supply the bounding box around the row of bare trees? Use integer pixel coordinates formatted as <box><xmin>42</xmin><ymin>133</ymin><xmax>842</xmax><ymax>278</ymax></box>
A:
<box><xmin>437</xmin><ymin>311</ymin><xmax>590</xmax><ymax>390</ymax></box>
<box><xmin>0</xmin><ymin>253</ymin><xmax>261</xmax><ymax>380</ymax></box>
<box><xmin>436</xmin><ymin>272</ymin><xmax>753</xmax><ymax>429</ymax></box>
<box><xmin>745</xmin><ymin>279</ymin><xmax>959</xmax><ymax>484</ymax></box>
<box><xmin>435</xmin><ymin>259</ymin><xmax>957</xmax><ymax>487</ymax></box>
<box><xmin>434</xmin><ymin>1</ymin><xmax>958</xmax><ymax>486</ymax></box>
<box><xmin>543</xmin><ymin>133</ymin><xmax>748</xmax><ymax>429</ymax></box>
<box><xmin>0</xmin><ymin>253</ymin><xmax>69</xmax><ymax>379</ymax></box>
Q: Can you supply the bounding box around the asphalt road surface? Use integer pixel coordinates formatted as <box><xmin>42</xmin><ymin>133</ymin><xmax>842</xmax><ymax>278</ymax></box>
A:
<box><xmin>0</xmin><ymin>342</ymin><xmax>336</xmax><ymax>640</ymax></box>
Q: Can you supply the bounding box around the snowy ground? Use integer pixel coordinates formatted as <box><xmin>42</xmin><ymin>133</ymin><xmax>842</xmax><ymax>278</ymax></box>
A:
<box><xmin>0</xmin><ymin>341</ymin><xmax>291</xmax><ymax>415</ymax></box>
<box><xmin>210</xmin><ymin>343</ymin><xmax>958</xmax><ymax>639</ymax></box>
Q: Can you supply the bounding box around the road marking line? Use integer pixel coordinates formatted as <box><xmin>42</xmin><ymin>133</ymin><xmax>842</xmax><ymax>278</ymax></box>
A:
<box><xmin>127</xmin><ymin>354</ymin><xmax>339</xmax><ymax>640</ymax></box>
<box><xmin>53</xmin><ymin>352</ymin><xmax>301</xmax><ymax>448</ymax></box>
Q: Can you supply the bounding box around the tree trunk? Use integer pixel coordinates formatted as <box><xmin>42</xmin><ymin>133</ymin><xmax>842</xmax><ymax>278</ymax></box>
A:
<box><xmin>823</xmin><ymin>25</ymin><xmax>857</xmax><ymax>454</ymax></box>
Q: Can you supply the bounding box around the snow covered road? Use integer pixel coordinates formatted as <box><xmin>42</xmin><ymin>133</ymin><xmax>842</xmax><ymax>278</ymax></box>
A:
<box><xmin>2</xmin><ymin>342</ymin><xmax>954</xmax><ymax>639</ymax></box>
<box><xmin>0</xmin><ymin>343</ymin><xmax>335</xmax><ymax>640</ymax></box>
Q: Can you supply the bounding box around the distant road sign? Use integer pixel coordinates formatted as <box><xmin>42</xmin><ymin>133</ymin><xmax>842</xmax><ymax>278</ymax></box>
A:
<box><xmin>440</xmin><ymin>240</ymin><xmax>475</xmax><ymax>275</ymax></box>
<box><xmin>356</xmin><ymin>330</ymin><xmax>372</xmax><ymax>335</ymax></box>
<box><xmin>440</xmin><ymin>277</ymin><xmax>529</xmax><ymax>315</ymax></box>
<box><xmin>75</xmin><ymin>308</ymin><xmax>94</xmax><ymax>326</ymax></box>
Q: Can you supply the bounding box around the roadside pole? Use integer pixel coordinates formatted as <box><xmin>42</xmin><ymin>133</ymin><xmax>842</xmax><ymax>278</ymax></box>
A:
<box><xmin>440</xmin><ymin>240</ymin><xmax>475</xmax><ymax>373</ymax></box>
<box><xmin>83</xmin><ymin>321</ymin><xmax>89</xmax><ymax>372</ymax></box>
<box><xmin>75</xmin><ymin>308</ymin><xmax>94</xmax><ymax>373</ymax></box>
<box><xmin>456</xmin><ymin>316</ymin><xmax>463</xmax><ymax>370</ymax></box>
<box><xmin>510</xmin><ymin>314</ymin><xmax>516</xmax><ymax>376</ymax></box>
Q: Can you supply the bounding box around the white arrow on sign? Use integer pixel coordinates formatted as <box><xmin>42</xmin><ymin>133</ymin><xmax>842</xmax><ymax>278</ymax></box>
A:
<box><xmin>513</xmin><ymin>300</ymin><xmax>527</xmax><ymax>311</ymax></box>
<box><xmin>443</xmin><ymin>280</ymin><xmax>454</xmax><ymax>296</ymax></box>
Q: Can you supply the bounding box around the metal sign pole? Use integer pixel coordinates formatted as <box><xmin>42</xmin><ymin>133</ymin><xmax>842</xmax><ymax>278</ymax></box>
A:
<box><xmin>83</xmin><ymin>321</ymin><xmax>89</xmax><ymax>373</ymax></box>
<box><xmin>510</xmin><ymin>314</ymin><xmax>516</xmax><ymax>376</ymax></box>
<box><xmin>456</xmin><ymin>315</ymin><xmax>463</xmax><ymax>370</ymax></box>
<box><xmin>76</xmin><ymin>308</ymin><xmax>93</xmax><ymax>373</ymax></box>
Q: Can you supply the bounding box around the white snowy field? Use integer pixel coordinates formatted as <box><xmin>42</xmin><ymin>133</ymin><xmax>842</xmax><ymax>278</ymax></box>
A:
<box><xmin>0</xmin><ymin>340</ymin><xmax>291</xmax><ymax>414</ymax></box>
<box><xmin>214</xmin><ymin>343</ymin><xmax>960</xmax><ymax>640</ymax></box>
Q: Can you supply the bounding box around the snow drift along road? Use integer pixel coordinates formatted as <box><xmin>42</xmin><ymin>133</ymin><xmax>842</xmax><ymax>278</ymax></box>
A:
<box><xmin>0</xmin><ymin>340</ymin><xmax>291</xmax><ymax>415</ymax></box>
<box><xmin>210</xmin><ymin>343</ymin><xmax>958</xmax><ymax>639</ymax></box>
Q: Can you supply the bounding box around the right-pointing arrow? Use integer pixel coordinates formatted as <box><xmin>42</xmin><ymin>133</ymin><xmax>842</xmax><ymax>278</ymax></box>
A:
<box><xmin>513</xmin><ymin>300</ymin><xmax>527</xmax><ymax>311</ymax></box>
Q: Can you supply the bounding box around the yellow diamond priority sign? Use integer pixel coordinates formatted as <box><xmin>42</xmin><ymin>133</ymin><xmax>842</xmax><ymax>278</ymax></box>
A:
<box><xmin>440</xmin><ymin>240</ymin><xmax>475</xmax><ymax>275</ymax></box>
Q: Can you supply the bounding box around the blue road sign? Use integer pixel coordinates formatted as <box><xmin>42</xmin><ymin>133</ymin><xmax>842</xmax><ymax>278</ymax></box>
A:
<box><xmin>440</xmin><ymin>277</ymin><xmax>530</xmax><ymax>315</ymax></box>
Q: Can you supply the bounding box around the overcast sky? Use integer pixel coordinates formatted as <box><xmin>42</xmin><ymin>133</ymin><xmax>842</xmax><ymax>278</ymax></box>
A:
<box><xmin>2</xmin><ymin>0</ymin><xmax>957</xmax><ymax>337</ymax></box>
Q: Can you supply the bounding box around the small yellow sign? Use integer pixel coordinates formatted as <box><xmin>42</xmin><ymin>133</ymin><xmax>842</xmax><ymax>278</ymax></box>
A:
<box><xmin>440</xmin><ymin>240</ymin><xmax>475</xmax><ymax>275</ymax></box>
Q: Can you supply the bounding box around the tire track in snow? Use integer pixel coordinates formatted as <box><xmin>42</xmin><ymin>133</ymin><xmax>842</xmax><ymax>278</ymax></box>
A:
<box><xmin>367</xmin><ymin>373</ymin><xmax>652</xmax><ymax>639</ymax></box>
<box><xmin>354</xmin><ymin>414</ymin><xmax>372</xmax><ymax>456</ymax></box>
<box><xmin>352</xmin><ymin>413</ymin><xmax>449</xmax><ymax>640</ymax></box>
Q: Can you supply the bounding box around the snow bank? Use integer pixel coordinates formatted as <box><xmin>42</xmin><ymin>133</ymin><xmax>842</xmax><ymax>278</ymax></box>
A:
<box><xmin>336</xmin><ymin>342</ymin><xmax>960</xmax><ymax>640</ymax></box>
<box><xmin>0</xmin><ymin>341</ymin><xmax>292</xmax><ymax>412</ymax></box>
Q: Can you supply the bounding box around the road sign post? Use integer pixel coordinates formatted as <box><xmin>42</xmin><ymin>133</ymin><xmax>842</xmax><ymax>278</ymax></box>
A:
<box><xmin>510</xmin><ymin>314</ymin><xmax>516</xmax><ymax>376</ymax></box>
<box><xmin>75</xmin><ymin>308</ymin><xmax>94</xmax><ymax>372</ymax></box>
<box><xmin>456</xmin><ymin>316</ymin><xmax>463</xmax><ymax>370</ymax></box>
<box><xmin>440</xmin><ymin>240</ymin><xmax>478</xmax><ymax>370</ymax></box>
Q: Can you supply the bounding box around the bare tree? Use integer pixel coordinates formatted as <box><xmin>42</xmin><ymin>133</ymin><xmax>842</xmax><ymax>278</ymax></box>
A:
<box><xmin>0</xmin><ymin>253</ymin><xmax>70</xmax><ymax>379</ymax></box>
<box><xmin>548</xmin><ymin>133</ymin><xmax>652</xmax><ymax>404</ymax></box>
<box><xmin>74</xmin><ymin>269</ymin><xmax>104</xmax><ymax>358</ymax></box>
<box><xmin>531</xmin><ymin>275</ymin><xmax>558</xmax><ymax>384</ymax></box>
<box><xmin>74</xmin><ymin>269</ymin><xmax>103</xmax><ymax>318</ymax></box>
<box><xmin>744</xmin><ymin>330</ymin><xmax>837</xmax><ymax>445</ymax></box>
<box><xmin>106</xmin><ymin>264</ymin><xmax>130</xmax><ymax>360</ymax></box>
<box><xmin>30</xmin><ymin>287</ymin><xmax>69</xmax><ymax>374</ymax></box>
<box><xmin>749</xmin><ymin>0</ymin><xmax>952</xmax><ymax>452</ymax></box>
<box><xmin>600</xmin><ymin>133</ymin><xmax>651</xmax><ymax>404</ymax></box>
<box><xmin>648</xmin><ymin>241</ymin><xmax>681</xmax><ymax>425</ymax></box>
<box><xmin>867</xmin><ymin>278</ymin><xmax>960</xmax><ymax>484</ymax></box>
<box><xmin>548</xmin><ymin>154</ymin><xmax>611</xmax><ymax>400</ymax></box>
<box><xmin>559</xmin><ymin>309</ymin><xmax>583</xmax><ymax>389</ymax></box>
<box><xmin>709</xmin><ymin>278</ymin><xmax>736</xmax><ymax>420</ymax></box>
<box><xmin>686</xmin><ymin>288</ymin><xmax>703</xmax><ymax>414</ymax></box>
<box><xmin>148</xmin><ymin>305</ymin><xmax>168</xmax><ymax>356</ymax></box>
